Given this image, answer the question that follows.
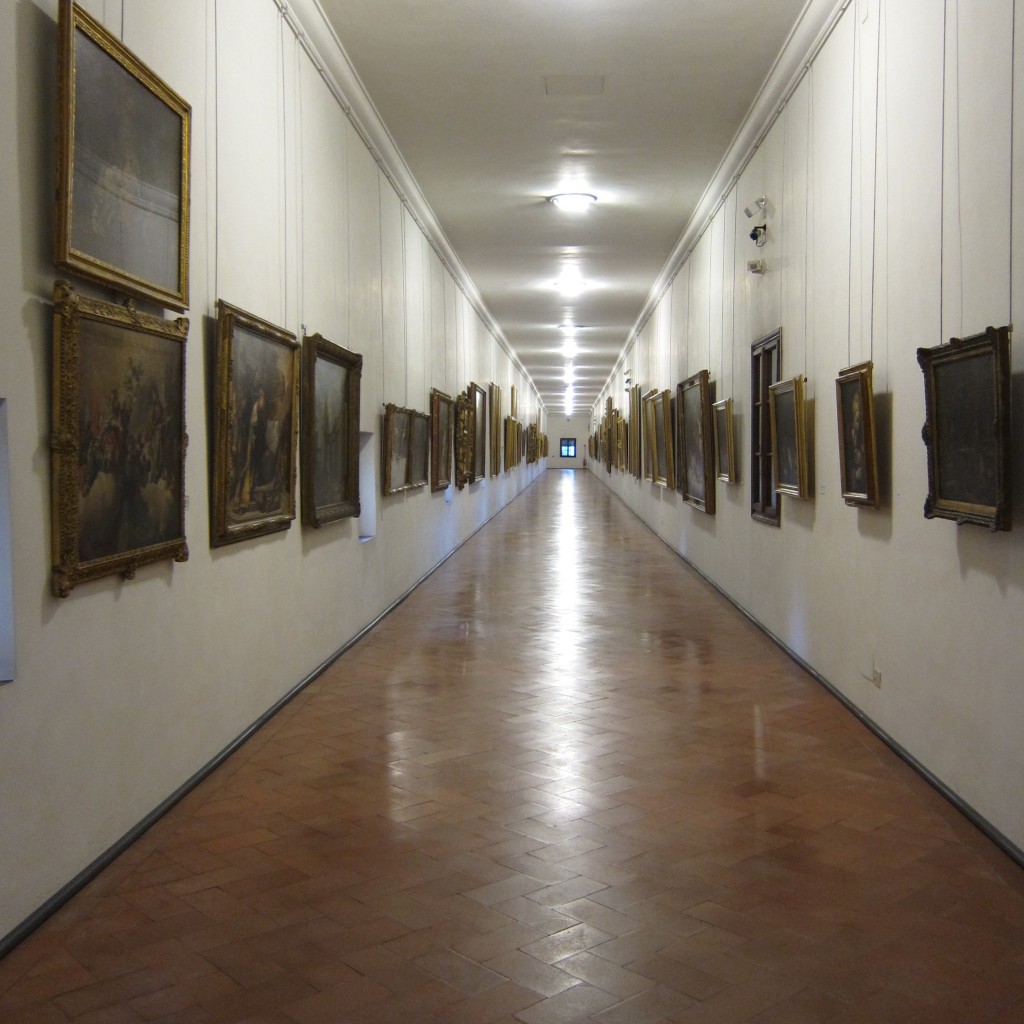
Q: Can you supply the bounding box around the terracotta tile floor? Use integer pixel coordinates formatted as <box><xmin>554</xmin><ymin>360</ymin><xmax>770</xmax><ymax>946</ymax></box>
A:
<box><xmin>3</xmin><ymin>469</ymin><xmax>1024</xmax><ymax>1023</ymax></box>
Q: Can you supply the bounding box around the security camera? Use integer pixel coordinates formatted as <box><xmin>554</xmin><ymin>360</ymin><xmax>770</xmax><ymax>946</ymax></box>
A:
<box><xmin>749</xmin><ymin>224</ymin><xmax>766</xmax><ymax>246</ymax></box>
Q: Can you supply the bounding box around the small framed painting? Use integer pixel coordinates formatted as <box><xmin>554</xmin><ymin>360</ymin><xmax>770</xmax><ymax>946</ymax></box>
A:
<box><xmin>212</xmin><ymin>301</ymin><xmax>300</xmax><ymax>545</ymax></box>
<box><xmin>51</xmin><ymin>280</ymin><xmax>188</xmax><ymax>596</ymax></box>
<box><xmin>470</xmin><ymin>382</ymin><xmax>487</xmax><ymax>481</ymax></box>
<box><xmin>56</xmin><ymin>0</ymin><xmax>191</xmax><ymax>310</ymax></box>
<box><xmin>835</xmin><ymin>361</ymin><xmax>879</xmax><ymax>508</ymax></box>
<box><xmin>383</xmin><ymin>403</ymin><xmax>412</xmax><ymax>495</ymax></box>
<box><xmin>408</xmin><ymin>410</ymin><xmax>430</xmax><ymax>488</ymax></box>
<box><xmin>713</xmin><ymin>397</ymin><xmax>736</xmax><ymax>483</ymax></box>
<box><xmin>430</xmin><ymin>389</ymin><xmax>454</xmax><ymax>491</ymax></box>
<box><xmin>769</xmin><ymin>374</ymin><xmax>810</xmax><ymax>499</ymax></box>
<box><xmin>489</xmin><ymin>382</ymin><xmax>502</xmax><ymax>476</ymax></box>
<box><xmin>301</xmin><ymin>333</ymin><xmax>362</xmax><ymax>528</ymax></box>
<box><xmin>917</xmin><ymin>326</ymin><xmax>1011</xmax><ymax>531</ymax></box>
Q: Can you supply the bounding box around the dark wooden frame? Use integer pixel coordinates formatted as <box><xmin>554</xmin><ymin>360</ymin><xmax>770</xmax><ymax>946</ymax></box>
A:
<box><xmin>917</xmin><ymin>325</ymin><xmax>1012</xmax><ymax>531</ymax></box>
<box><xmin>211</xmin><ymin>301</ymin><xmax>299</xmax><ymax>547</ymax></box>
<box><xmin>430</xmin><ymin>389</ymin><xmax>454</xmax><ymax>492</ymax></box>
<box><xmin>769</xmin><ymin>374</ymin><xmax>810</xmax><ymax>499</ymax></box>
<box><xmin>51</xmin><ymin>280</ymin><xmax>189</xmax><ymax>596</ymax></box>
<box><xmin>677</xmin><ymin>369</ymin><xmax>716</xmax><ymax>514</ymax></box>
<box><xmin>835</xmin><ymin>360</ymin><xmax>879</xmax><ymax>508</ymax></box>
<box><xmin>751</xmin><ymin>329</ymin><xmax>782</xmax><ymax>524</ymax></box>
<box><xmin>56</xmin><ymin>0</ymin><xmax>191</xmax><ymax>311</ymax></box>
<box><xmin>383</xmin><ymin>403</ymin><xmax>413</xmax><ymax>496</ymax></box>
<box><xmin>301</xmin><ymin>334</ymin><xmax>361</xmax><ymax>528</ymax></box>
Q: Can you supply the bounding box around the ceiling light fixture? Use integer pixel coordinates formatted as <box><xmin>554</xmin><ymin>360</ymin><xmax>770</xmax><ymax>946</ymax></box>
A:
<box><xmin>547</xmin><ymin>193</ymin><xmax>597</xmax><ymax>212</ymax></box>
<box><xmin>555</xmin><ymin>266</ymin><xmax>585</xmax><ymax>297</ymax></box>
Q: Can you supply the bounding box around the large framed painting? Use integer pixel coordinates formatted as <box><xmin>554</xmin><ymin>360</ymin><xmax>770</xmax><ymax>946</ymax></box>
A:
<box><xmin>56</xmin><ymin>0</ymin><xmax>191</xmax><ymax>311</ymax></box>
<box><xmin>301</xmin><ymin>334</ymin><xmax>361</xmax><ymax>528</ymax></box>
<box><xmin>713</xmin><ymin>398</ymin><xmax>736</xmax><ymax>483</ymax></box>
<box><xmin>430</xmin><ymin>389</ymin><xmax>454</xmax><ymax>491</ymax></box>
<box><xmin>51</xmin><ymin>280</ymin><xmax>188</xmax><ymax>596</ymax></box>
<box><xmin>489</xmin><ymin>383</ymin><xmax>502</xmax><ymax>477</ymax></box>
<box><xmin>677</xmin><ymin>370</ymin><xmax>715</xmax><ymax>514</ymax></box>
<box><xmin>628</xmin><ymin>383</ymin><xmax>642</xmax><ymax>478</ymax></box>
<box><xmin>641</xmin><ymin>388</ymin><xmax>658</xmax><ymax>480</ymax></box>
<box><xmin>469</xmin><ymin>382</ymin><xmax>487</xmax><ymax>481</ymax></box>
<box><xmin>769</xmin><ymin>374</ymin><xmax>810</xmax><ymax>498</ymax></box>
<box><xmin>835</xmin><ymin>361</ymin><xmax>879</xmax><ymax>509</ymax></box>
<box><xmin>212</xmin><ymin>301</ymin><xmax>299</xmax><ymax>546</ymax></box>
<box><xmin>917</xmin><ymin>326</ymin><xmax>1012</xmax><ymax>531</ymax></box>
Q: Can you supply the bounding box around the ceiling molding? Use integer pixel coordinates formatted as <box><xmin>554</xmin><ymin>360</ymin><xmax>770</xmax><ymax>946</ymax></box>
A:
<box><xmin>282</xmin><ymin>0</ymin><xmax>542</xmax><ymax>404</ymax></box>
<box><xmin>598</xmin><ymin>0</ymin><xmax>851</xmax><ymax>409</ymax></box>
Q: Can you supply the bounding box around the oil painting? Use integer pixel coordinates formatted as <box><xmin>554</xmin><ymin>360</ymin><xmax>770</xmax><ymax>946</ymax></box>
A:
<box><xmin>835</xmin><ymin>361</ymin><xmax>879</xmax><ymax>508</ymax></box>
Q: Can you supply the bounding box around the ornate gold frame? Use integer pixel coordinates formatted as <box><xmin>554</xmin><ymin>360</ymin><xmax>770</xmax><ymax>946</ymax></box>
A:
<box><xmin>489</xmin><ymin>383</ymin><xmax>502</xmax><ymax>476</ymax></box>
<box><xmin>56</xmin><ymin>0</ymin><xmax>191</xmax><ymax>310</ymax></box>
<box><xmin>51</xmin><ymin>280</ymin><xmax>188</xmax><ymax>596</ymax></box>
<box><xmin>300</xmin><ymin>334</ymin><xmax>362</xmax><ymax>528</ymax></box>
<box><xmin>455</xmin><ymin>390</ymin><xmax>474</xmax><ymax>488</ymax></box>
<box><xmin>769</xmin><ymin>374</ymin><xmax>810</xmax><ymax>499</ymax></box>
<box><xmin>835</xmin><ymin>361</ymin><xmax>879</xmax><ymax>509</ymax></box>
<box><xmin>211</xmin><ymin>301</ymin><xmax>299</xmax><ymax>545</ymax></box>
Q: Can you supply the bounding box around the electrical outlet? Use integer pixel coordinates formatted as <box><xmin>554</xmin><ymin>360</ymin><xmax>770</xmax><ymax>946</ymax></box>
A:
<box><xmin>872</xmin><ymin>669</ymin><xmax>882</xmax><ymax>689</ymax></box>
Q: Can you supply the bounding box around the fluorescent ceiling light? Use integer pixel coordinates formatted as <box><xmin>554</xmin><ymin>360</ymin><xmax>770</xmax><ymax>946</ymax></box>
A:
<box><xmin>548</xmin><ymin>193</ymin><xmax>597</xmax><ymax>212</ymax></box>
<box><xmin>556</xmin><ymin>266</ymin><xmax>584</xmax><ymax>297</ymax></box>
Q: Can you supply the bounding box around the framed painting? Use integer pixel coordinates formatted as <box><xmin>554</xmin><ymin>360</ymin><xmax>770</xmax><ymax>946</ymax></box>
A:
<box><xmin>917</xmin><ymin>325</ymin><xmax>1011</xmax><ymax>531</ymax></box>
<box><xmin>455</xmin><ymin>390</ymin><xmax>474</xmax><ymax>488</ymax></box>
<box><xmin>489</xmin><ymin>383</ymin><xmax>502</xmax><ymax>476</ymax></box>
<box><xmin>641</xmin><ymin>388</ymin><xmax>658</xmax><ymax>480</ymax></box>
<box><xmin>300</xmin><ymin>334</ymin><xmax>361</xmax><ymax>528</ymax></box>
<box><xmin>510</xmin><ymin>384</ymin><xmax>517</xmax><ymax>418</ymax></box>
<box><xmin>651</xmin><ymin>389</ymin><xmax>676</xmax><ymax>488</ymax></box>
<box><xmin>408</xmin><ymin>410</ymin><xmax>430</xmax><ymax>488</ymax></box>
<box><xmin>677</xmin><ymin>370</ymin><xmax>715</xmax><ymax>514</ymax></box>
<box><xmin>382</xmin><ymin>403</ymin><xmax>412</xmax><ymax>495</ymax></box>
<box><xmin>212</xmin><ymin>301</ymin><xmax>299</xmax><ymax>546</ymax></box>
<box><xmin>835</xmin><ymin>361</ymin><xmax>879</xmax><ymax>508</ymax></box>
<box><xmin>628</xmin><ymin>383</ymin><xmax>642</xmax><ymax>478</ymax></box>
<box><xmin>713</xmin><ymin>397</ymin><xmax>736</xmax><ymax>483</ymax></box>
<box><xmin>430</xmin><ymin>389</ymin><xmax>454</xmax><ymax>491</ymax></box>
<box><xmin>56</xmin><ymin>0</ymin><xmax>191</xmax><ymax>311</ymax></box>
<box><xmin>470</xmin><ymin>382</ymin><xmax>487</xmax><ymax>481</ymax></box>
<box><xmin>51</xmin><ymin>280</ymin><xmax>188</xmax><ymax>596</ymax></box>
<box><xmin>769</xmin><ymin>374</ymin><xmax>810</xmax><ymax>499</ymax></box>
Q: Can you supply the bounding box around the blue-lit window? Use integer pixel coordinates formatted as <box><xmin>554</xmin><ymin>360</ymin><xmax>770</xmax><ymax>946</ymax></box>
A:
<box><xmin>560</xmin><ymin>438</ymin><xmax>576</xmax><ymax>458</ymax></box>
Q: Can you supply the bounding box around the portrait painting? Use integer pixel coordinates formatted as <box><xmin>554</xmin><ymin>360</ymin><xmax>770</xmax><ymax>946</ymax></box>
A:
<box><xmin>51</xmin><ymin>280</ymin><xmax>188</xmax><ymax>596</ymax></box>
<box><xmin>301</xmin><ymin>334</ymin><xmax>362</xmax><ymax>528</ymax></box>
<box><xmin>56</xmin><ymin>0</ymin><xmax>191</xmax><ymax>310</ymax></box>
<box><xmin>835</xmin><ymin>361</ymin><xmax>879</xmax><ymax>508</ymax></box>
<box><xmin>677</xmin><ymin>370</ymin><xmax>715</xmax><ymax>514</ymax></box>
<box><xmin>917</xmin><ymin>326</ymin><xmax>1011</xmax><ymax>531</ymax></box>
<box><xmin>212</xmin><ymin>301</ymin><xmax>299</xmax><ymax>546</ymax></box>
<box><xmin>769</xmin><ymin>374</ymin><xmax>809</xmax><ymax>498</ymax></box>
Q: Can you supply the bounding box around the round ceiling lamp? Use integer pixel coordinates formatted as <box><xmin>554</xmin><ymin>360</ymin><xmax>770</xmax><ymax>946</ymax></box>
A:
<box><xmin>547</xmin><ymin>193</ymin><xmax>597</xmax><ymax>212</ymax></box>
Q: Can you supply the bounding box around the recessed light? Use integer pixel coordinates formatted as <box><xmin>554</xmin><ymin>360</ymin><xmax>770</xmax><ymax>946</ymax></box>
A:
<box><xmin>547</xmin><ymin>193</ymin><xmax>597</xmax><ymax>212</ymax></box>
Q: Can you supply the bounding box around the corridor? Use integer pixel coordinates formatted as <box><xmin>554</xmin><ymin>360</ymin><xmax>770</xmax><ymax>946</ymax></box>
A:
<box><xmin>2</xmin><ymin>469</ymin><xmax>1024</xmax><ymax>1023</ymax></box>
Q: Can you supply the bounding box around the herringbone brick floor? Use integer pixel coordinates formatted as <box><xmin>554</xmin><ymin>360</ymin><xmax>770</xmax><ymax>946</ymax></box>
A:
<box><xmin>2</xmin><ymin>469</ymin><xmax>1024</xmax><ymax>1023</ymax></box>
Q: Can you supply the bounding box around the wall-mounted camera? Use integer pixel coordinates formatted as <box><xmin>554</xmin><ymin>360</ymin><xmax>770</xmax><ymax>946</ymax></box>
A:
<box><xmin>749</xmin><ymin>224</ymin><xmax>767</xmax><ymax>247</ymax></box>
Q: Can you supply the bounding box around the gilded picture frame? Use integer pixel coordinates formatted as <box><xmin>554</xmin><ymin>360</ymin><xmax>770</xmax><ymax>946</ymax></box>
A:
<box><xmin>712</xmin><ymin>398</ymin><xmax>736</xmax><ymax>483</ymax></box>
<box><xmin>489</xmin><ymin>383</ymin><xmax>502</xmax><ymax>477</ymax></box>
<box><xmin>212</xmin><ymin>301</ymin><xmax>299</xmax><ymax>546</ymax></box>
<box><xmin>56</xmin><ymin>0</ymin><xmax>191</xmax><ymax>311</ymax></box>
<box><xmin>430</xmin><ymin>389</ymin><xmax>454</xmax><ymax>491</ymax></box>
<box><xmin>835</xmin><ymin>361</ymin><xmax>879</xmax><ymax>509</ymax></box>
<box><xmin>300</xmin><ymin>334</ymin><xmax>361</xmax><ymax>528</ymax></box>
<box><xmin>769</xmin><ymin>374</ymin><xmax>810</xmax><ymax>499</ymax></box>
<box><xmin>455</xmin><ymin>390</ymin><xmax>474</xmax><ymax>488</ymax></box>
<box><xmin>917</xmin><ymin>326</ymin><xmax>1012</xmax><ymax>531</ymax></box>
<box><xmin>470</xmin><ymin>382</ymin><xmax>487</xmax><ymax>481</ymax></box>
<box><xmin>645</xmin><ymin>389</ymin><xmax>675</xmax><ymax>488</ymax></box>
<box><xmin>628</xmin><ymin>383</ymin><xmax>642</xmax><ymax>478</ymax></box>
<box><xmin>677</xmin><ymin>369</ymin><xmax>715</xmax><ymax>514</ymax></box>
<box><xmin>51</xmin><ymin>280</ymin><xmax>188</xmax><ymax>597</ymax></box>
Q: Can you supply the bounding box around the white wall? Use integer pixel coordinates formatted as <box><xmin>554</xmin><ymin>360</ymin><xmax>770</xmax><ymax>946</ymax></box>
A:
<box><xmin>547</xmin><ymin>414</ymin><xmax>591</xmax><ymax>469</ymax></box>
<box><xmin>0</xmin><ymin>0</ymin><xmax>544</xmax><ymax>942</ymax></box>
<box><xmin>594</xmin><ymin>0</ymin><xmax>1024</xmax><ymax>854</ymax></box>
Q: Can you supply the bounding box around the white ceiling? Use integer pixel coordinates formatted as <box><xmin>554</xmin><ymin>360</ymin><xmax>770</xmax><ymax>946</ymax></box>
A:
<box><xmin>317</xmin><ymin>0</ymin><xmax>813</xmax><ymax>414</ymax></box>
